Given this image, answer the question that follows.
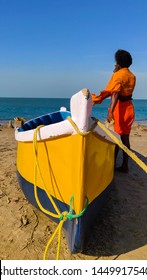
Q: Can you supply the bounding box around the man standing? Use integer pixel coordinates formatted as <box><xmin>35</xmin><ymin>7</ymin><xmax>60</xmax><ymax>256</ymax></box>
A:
<box><xmin>92</xmin><ymin>49</ymin><xmax>136</xmax><ymax>173</ymax></box>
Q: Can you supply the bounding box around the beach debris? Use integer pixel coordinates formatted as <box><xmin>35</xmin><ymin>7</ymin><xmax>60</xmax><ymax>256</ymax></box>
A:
<box><xmin>14</xmin><ymin>117</ymin><xmax>25</xmax><ymax>129</ymax></box>
<box><xmin>5</xmin><ymin>196</ymin><xmax>20</xmax><ymax>204</ymax></box>
<box><xmin>7</xmin><ymin>197</ymin><xmax>11</xmax><ymax>204</ymax></box>
<box><xmin>133</xmin><ymin>123</ymin><xmax>139</xmax><ymax>128</ymax></box>
<box><xmin>7</xmin><ymin>120</ymin><xmax>14</xmax><ymax>128</ymax></box>
<box><xmin>21</xmin><ymin>214</ymin><xmax>29</xmax><ymax>226</ymax></box>
<box><xmin>14</xmin><ymin>117</ymin><xmax>25</xmax><ymax>122</ymax></box>
<box><xmin>29</xmin><ymin>210</ymin><xmax>39</xmax><ymax>241</ymax></box>
<box><xmin>134</xmin><ymin>133</ymin><xmax>141</xmax><ymax>137</ymax></box>
<box><xmin>18</xmin><ymin>205</ymin><xmax>23</xmax><ymax>211</ymax></box>
<box><xmin>0</xmin><ymin>190</ymin><xmax>4</xmax><ymax>197</ymax></box>
<box><xmin>16</xmin><ymin>221</ymin><xmax>23</xmax><ymax>228</ymax></box>
<box><xmin>12</xmin><ymin>197</ymin><xmax>19</xmax><ymax>203</ymax></box>
<box><xmin>8</xmin><ymin>237</ymin><xmax>13</xmax><ymax>243</ymax></box>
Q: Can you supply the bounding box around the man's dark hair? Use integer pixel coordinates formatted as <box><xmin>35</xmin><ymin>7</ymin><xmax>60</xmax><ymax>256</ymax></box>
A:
<box><xmin>115</xmin><ymin>49</ymin><xmax>132</xmax><ymax>68</ymax></box>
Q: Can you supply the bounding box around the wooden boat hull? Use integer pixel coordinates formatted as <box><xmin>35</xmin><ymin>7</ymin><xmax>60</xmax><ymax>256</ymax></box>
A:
<box><xmin>15</xmin><ymin>89</ymin><xmax>116</xmax><ymax>254</ymax></box>
<box><xmin>17</xmin><ymin>169</ymin><xmax>113</xmax><ymax>253</ymax></box>
<box><xmin>16</xmin><ymin>131</ymin><xmax>115</xmax><ymax>253</ymax></box>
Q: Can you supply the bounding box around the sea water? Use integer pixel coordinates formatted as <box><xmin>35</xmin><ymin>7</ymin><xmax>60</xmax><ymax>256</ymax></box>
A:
<box><xmin>0</xmin><ymin>98</ymin><xmax>147</xmax><ymax>125</ymax></box>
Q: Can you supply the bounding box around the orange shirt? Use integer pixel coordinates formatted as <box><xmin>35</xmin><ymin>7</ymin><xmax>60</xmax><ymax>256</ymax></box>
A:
<box><xmin>105</xmin><ymin>68</ymin><xmax>136</xmax><ymax>97</ymax></box>
<box><xmin>91</xmin><ymin>68</ymin><xmax>136</xmax><ymax>104</ymax></box>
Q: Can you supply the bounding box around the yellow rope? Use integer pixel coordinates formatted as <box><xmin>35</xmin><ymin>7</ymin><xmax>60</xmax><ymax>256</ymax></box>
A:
<box><xmin>67</xmin><ymin>116</ymin><xmax>147</xmax><ymax>173</ymax></box>
<box><xmin>95</xmin><ymin>118</ymin><xmax>147</xmax><ymax>174</ymax></box>
<box><xmin>33</xmin><ymin>125</ymin><xmax>88</xmax><ymax>260</ymax></box>
<box><xmin>33</xmin><ymin>125</ymin><xmax>66</xmax><ymax>260</ymax></box>
<box><xmin>33</xmin><ymin>115</ymin><xmax>147</xmax><ymax>260</ymax></box>
<box><xmin>67</xmin><ymin>116</ymin><xmax>92</xmax><ymax>135</ymax></box>
<box><xmin>43</xmin><ymin>211</ymin><xmax>68</xmax><ymax>260</ymax></box>
<box><xmin>33</xmin><ymin>125</ymin><xmax>61</xmax><ymax>218</ymax></box>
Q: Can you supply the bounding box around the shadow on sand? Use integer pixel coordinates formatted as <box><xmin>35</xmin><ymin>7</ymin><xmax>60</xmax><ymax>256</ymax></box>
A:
<box><xmin>83</xmin><ymin>150</ymin><xmax>147</xmax><ymax>258</ymax></box>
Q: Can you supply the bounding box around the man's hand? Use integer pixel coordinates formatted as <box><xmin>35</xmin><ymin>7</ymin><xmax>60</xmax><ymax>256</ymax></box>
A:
<box><xmin>107</xmin><ymin>108</ymin><xmax>113</xmax><ymax>123</ymax></box>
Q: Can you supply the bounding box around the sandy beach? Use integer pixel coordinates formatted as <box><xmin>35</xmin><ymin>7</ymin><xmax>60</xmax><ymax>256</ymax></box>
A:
<box><xmin>0</xmin><ymin>123</ymin><xmax>147</xmax><ymax>260</ymax></box>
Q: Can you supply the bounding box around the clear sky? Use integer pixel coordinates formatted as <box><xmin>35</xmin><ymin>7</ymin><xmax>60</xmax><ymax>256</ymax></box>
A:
<box><xmin>0</xmin><ymin>0</ymin><xmax>147</xmax><ymax>98</ymax></box>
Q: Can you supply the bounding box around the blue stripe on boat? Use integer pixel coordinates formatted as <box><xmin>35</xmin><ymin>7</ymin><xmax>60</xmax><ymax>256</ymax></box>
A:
<box><xmin>17</xmin><ymin>170</ymin><xmax>114</xmax><ymax>253</ymax></box>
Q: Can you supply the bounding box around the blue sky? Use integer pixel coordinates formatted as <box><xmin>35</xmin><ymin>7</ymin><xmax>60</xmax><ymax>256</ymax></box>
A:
<box><xmin>0</xmin><ymin>0</ymin><xmax>147</xmax><ymax>98</ymax></box>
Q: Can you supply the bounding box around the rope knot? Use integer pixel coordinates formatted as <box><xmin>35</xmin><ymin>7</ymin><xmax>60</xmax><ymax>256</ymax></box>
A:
<box><xmin>59</xmin><ymin>211</ymin><xmax>68</xmax><ymax>221</ymax></box>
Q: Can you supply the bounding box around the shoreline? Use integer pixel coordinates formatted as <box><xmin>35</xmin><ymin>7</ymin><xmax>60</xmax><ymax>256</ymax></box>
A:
<box><xmin>1</xmin><ymin>119</ymin><xmax>147</xmax><ymax>127</ymax></box>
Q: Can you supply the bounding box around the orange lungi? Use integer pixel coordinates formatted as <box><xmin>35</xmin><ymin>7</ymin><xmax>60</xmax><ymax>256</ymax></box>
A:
<box><xmin>113</xmin><ymin>100</ymin><xmax>135</xmax><ymax>135</ymax></box>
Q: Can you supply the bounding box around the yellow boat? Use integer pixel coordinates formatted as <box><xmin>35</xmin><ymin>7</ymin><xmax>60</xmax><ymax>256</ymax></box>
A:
<box><xmin>15</xmin><ymin>89</ymin><xmax>116</xmax><ymax>254</ymax></box>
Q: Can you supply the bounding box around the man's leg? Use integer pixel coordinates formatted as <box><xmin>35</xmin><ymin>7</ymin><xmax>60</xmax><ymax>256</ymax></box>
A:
<box><xmin>117</xmin><ymin>134</ymin><xmax>130</xmax><ymax>173</ymax></box>
<box><xmin>115</xmin><ymin>144</ymin><xmax>119</xmax><ymax>167</ymax></box>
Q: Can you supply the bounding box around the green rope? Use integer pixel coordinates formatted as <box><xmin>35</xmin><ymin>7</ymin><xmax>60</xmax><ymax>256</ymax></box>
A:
<box><xmin>59</xmin><ymin>196</ymin><xmax>89</xmax><ymax>221</ymax></box>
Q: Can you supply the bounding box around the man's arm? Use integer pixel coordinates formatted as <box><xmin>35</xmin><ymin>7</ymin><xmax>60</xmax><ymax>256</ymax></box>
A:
<box><xmin>107</xmin><ymin>92</ymin><xmax>119</xmax><ymax>122</ymax></box>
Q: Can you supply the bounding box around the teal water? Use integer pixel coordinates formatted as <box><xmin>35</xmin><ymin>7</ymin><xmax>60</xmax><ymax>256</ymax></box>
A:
<box><xmin>0</xmin><ymin>98</ymin><xmax>147</xmax><ymax>125</ymax></box>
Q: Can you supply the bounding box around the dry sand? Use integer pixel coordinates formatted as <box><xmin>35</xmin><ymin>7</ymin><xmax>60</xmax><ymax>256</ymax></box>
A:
<box><xmin>0</xmin><ymin>124</ymin><xmax>147</xmax><ymax>260</ymax></box>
